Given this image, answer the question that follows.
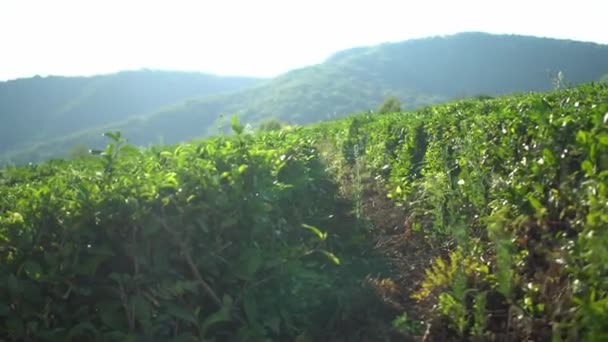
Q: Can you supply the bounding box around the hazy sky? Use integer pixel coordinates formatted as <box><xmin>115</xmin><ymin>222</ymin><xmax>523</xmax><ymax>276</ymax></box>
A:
<box><xmin>1</xmin><ymin>0</ymin><xmax>606</xmax><ymax>80</ymax></box>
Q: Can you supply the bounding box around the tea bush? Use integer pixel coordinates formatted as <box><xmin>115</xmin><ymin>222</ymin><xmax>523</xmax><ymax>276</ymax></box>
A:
<box><xmin>0</xmin><ymin>127</ymin><xmax>376</xmax><ymax>340</ymax></box>
<box><xmin>319</xmin><ymin>83</ymin><xmax>608</xmax><ymax>339</ymax></box>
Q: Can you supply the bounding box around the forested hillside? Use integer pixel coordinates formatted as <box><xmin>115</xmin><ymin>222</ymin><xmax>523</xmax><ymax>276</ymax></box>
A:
<box><xmin>99</xmin><ymin>33</ymin><xmax>608</xmax><ymax>147</ymax></box>
<box><xmin>2</xmin><ymin>83</ymin><xmax>607</xmax><ymax>340</ymax></box>
<box><xmin>3</xmin><ymin>32</ymin><xmax>608</xmax><ymax>164</ymax></box>
<box><xmin>0</xmin><ymin>70</ymin><xmax>262</xmax><ymax>157</ymax></box>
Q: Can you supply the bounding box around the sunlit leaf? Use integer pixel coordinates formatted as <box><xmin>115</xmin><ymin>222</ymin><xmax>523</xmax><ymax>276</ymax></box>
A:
<box><xmin>582</xmin><ymin>160</ymin><xmax>594</xmax><ymax>175</ymax></box>
<box><xmin>103</xmin><ymin>131</ymin><xmax>121</xmax><ymax>142</ymax></box>
<box><xmin>320</xmin><ymin>250</ymin><xmax>340</xmax><ymax>265</ymax></box>
<box><xmin>23</xmin><ymin>260</ymin><xmax>42</xmax><ymax>281</ymax></box>
<box><xmin>527</xmin><ymin>194</ymin><xmax>543</xmax><ymax>211</ymax></box>
<box><xmin>302</xmin><ymin>224</ymin><xmax>327</xmax><ymax>241</ymax></box>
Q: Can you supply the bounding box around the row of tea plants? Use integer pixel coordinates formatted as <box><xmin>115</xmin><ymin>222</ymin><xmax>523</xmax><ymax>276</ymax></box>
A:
<box><xmin>314</xmin><ymin>82</ymin><xmax>608</xmax><ymax>340</ymax></box>
<box><xmin>0</xmin><ymin>121</ymin><xmax>385</xmax><ymax>341</ymax></box>
<box><xmin>2</xmin><ymin>82</ymin><xmax>607</xmax><ymax>340</ymax></box>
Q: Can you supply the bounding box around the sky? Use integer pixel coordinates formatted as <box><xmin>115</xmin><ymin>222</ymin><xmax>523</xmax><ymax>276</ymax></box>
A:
<box><xmin>1</xmin><ymin>0</ymin><xmax>607</xmax><ymax>81</ymax></box>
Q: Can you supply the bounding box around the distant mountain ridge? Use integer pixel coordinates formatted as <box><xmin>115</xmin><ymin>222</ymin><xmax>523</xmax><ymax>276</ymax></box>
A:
<box><xmin>2</xmin><ymin>32</ymin><xmax>608</xmax><ymax>164</ymax></box>
<box><xmin>0</xmin><ymin>70</ymin><xmax>263</xmax><ymax>154</ymax></box>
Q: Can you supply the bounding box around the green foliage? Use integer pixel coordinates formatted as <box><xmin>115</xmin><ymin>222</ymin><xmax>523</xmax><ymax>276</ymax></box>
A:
<box><xmin>392</xmin><ymin>312</ymin><xmax>425</xmax><ymax>335</ymax></box>
<box><xmin>258</xmin><ymin>118</ymin><xmax>286</xmax><ymax>132</ymax></box>
<box><xmin>412</xmin><ymin>249</ymin><xmax>488</xmax><ymax>301</ymax></box>
<box><xmin>230</xmin><ymin>115</ymin><xmax>245</xmax><ymax>135</ymax></box>
<box><xmin>3</xmin><ymin>81</ymin><xmax>608</xmax><ymax>340</ymax></box>
<box><xmin>377</xmin><ymin>96</ymin><xmax>402</xmax><ymax>114</ymax></box>
<box><xmin>315</xmin><ymin>83</ymin><xmax>608</xmax><ymax>339</ymax></box>
<box><xmin>340</xmin><ymin>116</ymin><xmax>371</xmax><ymax>165</ymax></box>
<box><xmin>0</xmin><ymin>128</ymin><xmax>377</xmax><ymax>340</ymax></box>
<box><xmin>472</xmin><ymin>291</ymin><xmax>488</xmax><ymax>337</ymax></box>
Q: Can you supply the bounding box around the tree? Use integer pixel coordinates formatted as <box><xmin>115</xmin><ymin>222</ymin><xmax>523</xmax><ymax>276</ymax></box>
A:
<box><xmin>258</xmin><ymin>118</ymin><xmax>285</xmax><ymax>132</ymax></box>
<box><xmin>377</xmin><ymin>96</ymin><xmax>402</xmax><ymax>114</ymax></box>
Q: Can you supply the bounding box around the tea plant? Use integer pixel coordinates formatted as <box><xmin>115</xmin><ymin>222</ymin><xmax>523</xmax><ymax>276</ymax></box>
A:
<box><xmin>318</xmin><ymin>83</ymin><xmax>608</xmax><ymax>339</ymax></box>
<box><xmin>2</xmin><ymin>82</ymin><xmax>607</xmax><ymax>340</ymax></box>
<box><xmin>0</xmin><ymin>124</ymin><xmax>380</xmax><ymax>340</ymax></box>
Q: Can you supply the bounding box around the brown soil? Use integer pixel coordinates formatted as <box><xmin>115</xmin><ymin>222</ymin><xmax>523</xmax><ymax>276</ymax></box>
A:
<box><xmin>335</xmin><ymin>166</ymin><xmax>442</xmax><ymax>341</ymax></box>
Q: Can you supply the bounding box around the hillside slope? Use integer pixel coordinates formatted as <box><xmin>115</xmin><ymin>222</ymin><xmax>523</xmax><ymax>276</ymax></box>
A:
<box><xmin>3</xmin><ymin>32</ymin><xmax>608</xmax><ymax>164</ymax></box>
<box><xmin>80</xmin><ymin>32</ymin><xmax>608</xmax><ymax>146</ymax></box>
<box><xmin>0</xmin><ymin>70</ymin><xmax>262</xmax><ymax>154</ymax></box>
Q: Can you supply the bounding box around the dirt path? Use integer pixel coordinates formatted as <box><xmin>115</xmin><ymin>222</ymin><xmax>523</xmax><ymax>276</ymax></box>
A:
<box><xmin>332</xmin><ymin>164</ymin><xmax>442</xmax><ymax>341</ymax></box>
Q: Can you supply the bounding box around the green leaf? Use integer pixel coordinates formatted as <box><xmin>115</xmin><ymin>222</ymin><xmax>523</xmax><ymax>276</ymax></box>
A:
<box><xmin>103</xmin><ymin>131</ymin><xmax>121</xmax><ymax>142</ymax></box>
<box><xmin>131</xmin><ymin>295</ymin><xmax>152</xmax><ymax>324</ymax></box>
<box><xmin>222</xmin><ymin>294</ymin><xmax>233</xmax><ymax>307</ymax></box>
<box><xmin>108</xmin><ymin>272</ymin><xmax>125</xmax><ymax>284</ymax></box>
<box><xmin>43</xmin><ymin>251</ymin><xmax>58</xmax><ymax>266</ymax></box>
<box><xmin>527</xmin><ymin>194</ymin><xmax>543</xmax><ymax>211</ymax></box>
<box><xmin>598</xmin><ymin>134</ymin><xmax>608</xmax><ymax>145</ymax></box>
<box><xmin>9</xmin><ymin>211</ymin><xmax>24</xmax><ymax>224</ymax></box>
<box><xmin>23</xmin><ymin>260</ymin><xmax>43</xmax><ymax>281</ymax></box>
<box><xmin>246</xmin><ymin>250</ymin><xmax>263</xmax><ymax>276</ymax></box>
<box><xmin>165</xmin><ymin>303</ymin><xmax>197</xmax><ymax>324</ymax></box>
<box><xmin>577</xmin><ymin>130</ymin><xmax>590</xmax><ymax>144</ymax></box>
<box><xmin>320</xmin><ymin>250</ymin><xmax>341</xmax><ymax>265</ymax></box>
<box><xmin>119</xmin><ymin>145</ymin><xmax>140</xmax><ymax>158</ymax></box>
<box><xmin>7</xmin><ymin>274</ymin><xmax>20</xmax><ymax>297</ymax></box>
<box><xmin>76</xmin><ymin>254</ymin><xmax>108</xmax><ymax>276</ymax></box>
<box><xmin>231</xmin><ymin>116</ymin><xmax>244</xmax><ymax>135</ymax></box>
<box><xmin>243</xmin><ymin>294</ymin><xmax>258</xmax><ymax>323</ymax></box>
<box><xmin>201</xmin><ymin>306</ymin><xmax>232</xmax><ymax>336</ymax></box>
<box><xmin>98</xmin><ymin>301</ymin><xmax>125</xmax><ymax>330</ymax></box>
<box><xmin>542</xmin><ymin>148</ymin><xmax>556</xmax><ymax>165</ymax></box>
<box><xmin>302</xmin><ymin>224</ymin><xmax>327</xmax><ymax>241</ymax></box>
<box><xmin>582</xmin><ymin>160</ymin><xmax>594</xmax><ymax>175</ymax></box>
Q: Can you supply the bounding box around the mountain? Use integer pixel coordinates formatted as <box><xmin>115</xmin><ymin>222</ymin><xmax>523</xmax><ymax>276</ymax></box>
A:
<box><xmin>100</xmin><ymin>32</ymin><xmax>608</xmax><ymax>144</ymax></box>
<box><xmin>0</xmin><ymin>70</ymin><xmax>263</xmax><ymax>156</ymax></box>
<box><xmin>3</xmin><ymin>32</ymin><xmax>608</xmax><ymax>164</ymax></box>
